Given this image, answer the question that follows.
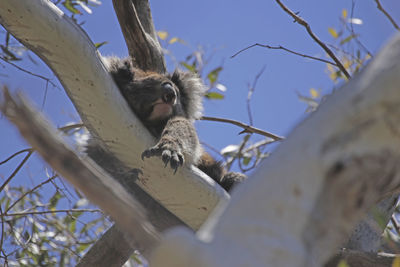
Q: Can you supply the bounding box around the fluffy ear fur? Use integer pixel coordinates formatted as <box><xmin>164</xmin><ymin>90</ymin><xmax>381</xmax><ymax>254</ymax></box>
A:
<box><xmin>103</xmin><ymin>56</ymin><xmax>135</xmax><ymax>89</ymax></box>
<box><xmin>169</xmin><ymin>70</ymin><xmax>205</xmax><ymax>121</ymax></box>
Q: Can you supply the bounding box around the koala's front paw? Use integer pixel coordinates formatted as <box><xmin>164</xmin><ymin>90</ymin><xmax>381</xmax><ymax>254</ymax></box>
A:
<box><xmin>141</xmin><ymin>142</ymin><xmax>184</xmax><ymax>173</ymax></box>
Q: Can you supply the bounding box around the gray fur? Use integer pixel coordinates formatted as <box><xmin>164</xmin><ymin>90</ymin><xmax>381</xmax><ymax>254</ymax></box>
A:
<box><xmin>99</xmin><ymin>56</ymin><xmax>245</xmax><ymax>192</ymax></box>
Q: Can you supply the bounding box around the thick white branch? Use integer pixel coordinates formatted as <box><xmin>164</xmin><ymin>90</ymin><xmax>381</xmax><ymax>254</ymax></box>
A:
<box><xmin>150</xmin><ymin>34</ymin><xmax>400</xmax><ymax>266</ymax></box>
<box><xmin>0</xmin><ymin>0</ymin><xmax>228</xmax><ymax>230</ymax></box>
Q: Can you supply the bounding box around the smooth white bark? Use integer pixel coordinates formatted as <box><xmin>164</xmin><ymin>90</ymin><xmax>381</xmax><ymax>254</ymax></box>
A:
<box><xmin>151</xmin><ymin>33</ymin><xmax>400</xmax><ymax>266</ymax></box>
<box><xmin>0</xmin><ymin>0</ymin><xmax>229</xmax><ymax>230</ymax></box>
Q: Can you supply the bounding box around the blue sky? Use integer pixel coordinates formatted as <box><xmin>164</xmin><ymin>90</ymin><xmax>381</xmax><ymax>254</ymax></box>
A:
<box><xmin>1</xmin><ymin>0</ymin><xmax>400</xmax><ymax>181</ymax></box>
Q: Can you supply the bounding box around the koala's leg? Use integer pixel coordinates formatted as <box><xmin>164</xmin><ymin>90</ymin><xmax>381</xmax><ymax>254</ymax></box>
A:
<box><xmin>142</xmin><ymin>117</ymin><xmax>201</xmax><ymax>172</ymax></box>
<box><xmin>219</xmin><ymin>172</ymin><xmax>247</xmax><ymax>192</ymax></box>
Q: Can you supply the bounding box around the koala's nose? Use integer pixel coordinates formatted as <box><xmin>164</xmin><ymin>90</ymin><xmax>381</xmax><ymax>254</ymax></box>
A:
<box><xmin>162</xmin><ymin>83</ymin><xmax>176</xmax><ymax>104</ymax></box>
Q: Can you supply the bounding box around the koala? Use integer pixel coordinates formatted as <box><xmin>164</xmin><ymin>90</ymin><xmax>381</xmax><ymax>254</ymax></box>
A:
<box><xmin>104</xmin><ymin>57</ymin><xmax>245</xmax><ymax>192</ymax></box>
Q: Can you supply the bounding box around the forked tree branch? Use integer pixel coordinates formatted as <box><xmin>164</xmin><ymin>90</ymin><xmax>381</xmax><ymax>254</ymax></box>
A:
<box><xmin>275</xmin><ymin>0</ymin><xmax>351</xmax><ymax>79</ymax></box>
<box><xmin>150</xmin><ymin>34</ymin><xmax>400</xmax><ymax>267</ymax></box>
<box><xmin>201</xmin><ymin>116</ymin><xmax>284</xmax><ymax>141</ymax></box>
<box><xmin>0</xmin><ymin>1</ymin><xmax>228</xmax><ymax>266</ymax></box>
<box><xmin>231</xmin><ymin>43</ymin><xmax>337</xmax><ymax>66</ymax></box>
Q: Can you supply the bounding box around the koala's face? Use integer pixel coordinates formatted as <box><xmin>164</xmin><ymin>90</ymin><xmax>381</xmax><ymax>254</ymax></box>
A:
<box><xmin>121</xmin><ymin>73</ymin><xmax>182</xmax><ymax>123</ymax></box>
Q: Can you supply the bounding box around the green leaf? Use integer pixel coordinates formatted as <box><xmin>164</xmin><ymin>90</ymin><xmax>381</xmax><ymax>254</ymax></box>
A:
<box><xmin>205</xmin><ymin>92</ymin><xmax>224</xmax><ymax>100</ymax></box>
<box><xmin>63</xmin><ymin>1</ymin><xmax>82</xmax><ymax>15</ymax></box>
<box><xmin>180</xmin><ymin>62</ymin><xmax>196</xmax><ymax>73</ymax></box>
<box><xmin>77</xmin><ymin>243</ymin><xmax>91</xmax><ymax>253</ymax></box>
<box><xmin>69</xmin><ymin>219</ymin><xmax>76</xmax><ymax>233</ymax></box>
<box><xmin>49</xmin><ymin>191</ymin><xmax>62</xmax><ymax>210</ymax></box>
<box><xmin>207</xmin><ymin>67</ymin><xmax>223</xmax><ymax>84</ymax></box>
<box><xmin>157</xmin><ymin>31</ymin><xmax>168</xmax><ymax>40</ymax></box>
<box><xmin>342</xmin><ymin>9</ymin><xmax>348</xmax><ymax>19</ymax></box>
<box><xmin>340</xmin><ymin>34</ymin><xmax>357</xmax><ymax>45</ymax></box>
<box><xmin>328</xmin><ymin>27</ymin><xmax>339</xmax><ymax>39</ymax></box>
<box><xmin>95</xmin><ymin>41</ymin><xmax>108</xmax><ymax>49</ymax></box>
<box><xmin>242</xmin><ymin>157</ymin><xmax>251</xmax><ymax>166</ymax></box>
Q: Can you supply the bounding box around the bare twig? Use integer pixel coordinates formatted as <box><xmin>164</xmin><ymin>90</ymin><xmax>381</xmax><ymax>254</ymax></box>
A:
<box><xmin>5</xmin><ymin>174</ymin><xmax>58</xmax><ymax>213</ymax></box>
<box><xmin>274</xmin><ymin>0</ymin><xmax>351</xmax><ymax>79</ymax></box>
<box><xmin>201</xmin><ymin>116</ymin><xmax>284</xmax><ymax>141</ymax></box>
<box><xmin>0</xmin><ymin>148</ymin><xmax>32</xmax><ymax>165</ymax></box>
<box><xmin>5</xmin><ymin>209</ymin><xmax>102</xmax><ymax>217</ymax></box>
<box><xmin>0</xmin><ymin>149</ymin><xmax>33</xmax><ymax>192</ymax></box>
<box><xmin>328</xmin><ymin>44</ymin><xmax>365</xmax><ymax>65</ymax></box>
<box><xmin>232</xmin><ymin>43</ymin><xmax>337</xmax><ymax>66</ymax></box>
<box><xmin>244</xmin><ymin>139</ymin><xmax>275</xmax><ymax>153</ymax></box>
<box><xmin>390</xmin><ymin>215</ymin><xmax>400</xmax><ymax>235</ymax></box>
<box><xmin>343</xmin><ymin>1</ymin><xmax>372</xmax><ymax>57</ymax></box>
<box><xmin>0</xmin><ymin>56</ymin><xmax>59</xmax><ymax>88</ymax></box>
<box><xmin>247</xmin><ymin>65</ymin><xmax>266</xmax><ymax>126</ymax></box>
<box><xmin>374</xmin><ymin>0</ymin><xmax>400</xmax><ymax>31</ymax></box>
<box><xmin>237</xmin><ymin>135</ymin><xmax>251</xmax><ymax>173</ymax></box>
<box><xmin>0</xmin><ymin>205</ymin><xmax>4</xmax><ymax>256</ymax></box>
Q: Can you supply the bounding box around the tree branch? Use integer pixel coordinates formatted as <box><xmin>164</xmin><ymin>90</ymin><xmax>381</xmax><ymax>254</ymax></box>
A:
<box><xmin>231</xmin><ymin>43</ymin><xmax>337</xmax><ymax>66</ymax></box>
<box><xmin>274</xmin><ymin>0</ymin><xmax>351</xmax><ymax>79</ymax></box>
<box><xmin>201</xmin><ymin>116</ymin><xmax>284</xmax><ymax>141</ymax></box>
<box><xmin>374</xmin><ymin>0</ymin><xmax>400</xmax><ymax>31</ymax></box>
<box><xmin>112</xmin><ymin>0</ymin><xmax>166</xmax><ymax>73</ymax></box>
<box><xmin>0</xmin><ymin>0</ymin><xmax>229</xmax><ymax>231</ymax></box>
<box><xmin>150</xmin><ymin>34</ymin><xmax>400</xmax><ymax>266</ymax></box>
<box><xmin>76</xmin><ymin>224</ymin><xmax>137</xmax><ymax>267</ymax></box>
<box><xmin>0</xmin><ymin>149</ymin><xmax>33</xmax><ymax>192</ymax></box>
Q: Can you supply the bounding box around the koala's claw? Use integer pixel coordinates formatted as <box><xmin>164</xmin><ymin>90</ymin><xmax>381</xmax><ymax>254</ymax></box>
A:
<box><xmin>141</xmin><ymin>144</ymin><xmax>184</xmax><ymax>173</ymax></box>
<box><xmin>141</xmin><ymin>147</ymin><xmax>161</xmax><ymax>160</ymax></box>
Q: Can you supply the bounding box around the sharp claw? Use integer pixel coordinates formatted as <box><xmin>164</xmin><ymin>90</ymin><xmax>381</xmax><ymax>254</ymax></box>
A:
<box><xmin>141</xmin><ymin>151</ymin><xmax>146</xmax><ymax>161</ymax></box>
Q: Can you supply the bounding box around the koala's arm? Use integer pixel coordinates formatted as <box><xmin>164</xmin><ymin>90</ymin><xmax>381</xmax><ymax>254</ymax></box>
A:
<box><xmin>142</xmin><ymin>117</ymin><xmax>201</xmax><ymax>172</ymax></box>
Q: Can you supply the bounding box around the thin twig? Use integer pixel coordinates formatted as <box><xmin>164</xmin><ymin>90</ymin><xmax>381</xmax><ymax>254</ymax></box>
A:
<box><xmin>5</xmin><ymin>175</ymin><xmax>58</xmax><ymax>213</ymax></box>
<box><xmin>0</xmin><ymin>148</ymin><xmax>32</xmax><ymax>165</ymax></box>
<box><xmin>1</xmin><ymin>87</ymin><xmax>160</xmax><ymax>253</ymax></box>
<box><xmin>0</xmin><ymin>56</ymin><xmax>59</xmax><ymax>88</ymax></box>
<box><xmin>5</xmin><ymin>209</ymin><xmax>102</xmax><ymax>217</ymax></box>
<box><xmin>0</xmin><ymin>150</ymin><xmax>33</xmax><ymax>192</ymax></box>
<box><xmin>374</xmin><ymin>0</ymin><xmax>400</xmax><ymax>31</ymax></box>
<box><xmin>391</xmin><ymin>216</ymin><xmax>400</xmax><ymax>235</ymax></box>
<box><xmin>247</xmin><ymin>65</ymin><xmax>266</xmax><ymax>126</ymax></box>
<box><xmin>237</xmin><ymin>135</ymin><xmax>251</xmax><ymax>173</ymax></box>
<box><xmin>344</xmin><ymin>1</ymin><xmax>372</xmax><ymax>56</ymax></box>
<box><xmin>0</xmin><ymin>205</ymin><xmax>4</xmax><ymax>255</ymax></box>
<box><xmin>201</xmin><ymin>116</ymin><xmax>284</xmax><ymax>141</ymax></box>
<box><xmin>232</xmin><ymin>43</ymin><xmax>337</xmax><ymax>66</ymax></box>
<box><xmin>274</xmin><ymin>0</ymin><xmax>351</xmax><ymax>79</ymax></box>
<box><xmin>244</xmin><ymin>138</ymin><xmax>275</xmax><ymax>153</ymax></box>
<box><xmin>328</xmin><ymin>44</ymin><xmax>365</xmax><ymax>65</ymax></box>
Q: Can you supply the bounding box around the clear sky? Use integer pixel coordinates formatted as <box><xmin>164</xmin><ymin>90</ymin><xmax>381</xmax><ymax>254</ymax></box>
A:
<box><xmin>1</xmin><ymin>0</ymin><xmax>400</xmax><ymax>181</ymax></box>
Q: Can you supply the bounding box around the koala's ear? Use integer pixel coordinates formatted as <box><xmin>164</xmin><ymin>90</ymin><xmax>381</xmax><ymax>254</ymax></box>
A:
<box><xmin>103</xmin><ymin>56</ymin><xmax>135</xmax><ymax>87</ymax></box>
<box><xmin>170</xmin><ymin>69</ymin><xmax>205</xmax><ymax>120</ymax></box>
